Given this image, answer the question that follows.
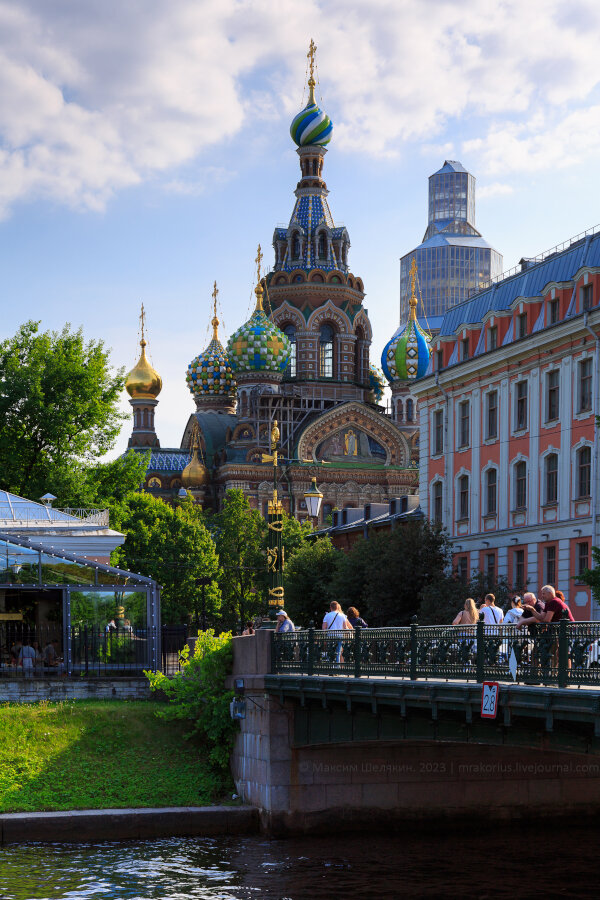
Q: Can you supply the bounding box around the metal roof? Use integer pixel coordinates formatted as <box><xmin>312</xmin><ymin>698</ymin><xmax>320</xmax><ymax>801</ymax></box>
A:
<box><xmin>431</xmin><ymin>160</ymin><xmax>469</xmax><ymax>176</ymax></box>
<box><xmin>438</xmin><ymin>232</ymin><xmax>600</xmax><ymax>337</ymax></box>
<box><xmin>0</xmin><ymin>491</ymin><xmax>81</xmax><ymax>524</ymax></box>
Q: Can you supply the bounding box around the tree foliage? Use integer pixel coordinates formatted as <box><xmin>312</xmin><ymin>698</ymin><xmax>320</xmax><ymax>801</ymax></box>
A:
<box><xmin>284</xmin><ymin>537</ymin><xmax>338</xmax><ymax>625</ymax></box>
<box><xmin>146</xmin><ymin>630</ymin><xmax>236</xmax><ymax>797</ymax></box>
<box><xmin>111</xmin><ymin>493</ymin><xmax>221</xmax><ymax>625</ymax></box>
<box><xmin>579</xmin><ymin>546</ymin><xmax>600</xmax><ymax>608</ymax></box>
<box><xmin>0</xmin><ymin>321</ymin><xmax>126</xmax><ymax>505</ymax></box>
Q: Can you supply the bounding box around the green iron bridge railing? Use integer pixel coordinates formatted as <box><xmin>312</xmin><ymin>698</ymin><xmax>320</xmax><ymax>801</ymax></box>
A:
<box><xmin>272</xmin><ymin>619</ymin><xmax>600</xmax><ymax>689</ymax></box>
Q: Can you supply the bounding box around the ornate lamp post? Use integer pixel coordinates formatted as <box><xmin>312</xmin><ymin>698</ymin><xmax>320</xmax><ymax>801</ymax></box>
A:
<box><xmin>262</xmin><ymin>420</ymin><xmax>284</xmax><ymax>623</ymax></box>
<box><xmin>304</xmin><ymin>477</ymin><xmax>323</xmax><ymax>523</ymax></box>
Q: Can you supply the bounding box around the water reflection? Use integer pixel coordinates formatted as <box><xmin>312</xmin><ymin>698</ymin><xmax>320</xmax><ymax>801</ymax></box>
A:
<box><xmin>0</xmin><ymin>831</ymin><xmax>595</xmax><ymax>899</ymax></box>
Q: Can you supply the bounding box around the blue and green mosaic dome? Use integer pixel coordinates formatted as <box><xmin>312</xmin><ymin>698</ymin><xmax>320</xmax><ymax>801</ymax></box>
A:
<box><xmin>290</xmin><ymin>101</ymin><xmax>333</xmax><ymax>147</ymax></box>
<box><xmin>227</xmin><ymin>291</ymin><xmax>291</xmax><ymax>375</ymax></box>
<box><xmin>381</xmin><ymin>319</ymin><xmax>431</xmax><ymax>383</ymax></box>
<box><xmin>186</xmin><ymin>337</ymin><xmax>236</xmax><ymax>398</ymax></box>
<box><xmin>369</xmin><ymin>364</ymin><xmax>386</xmax><ymax>402</ymax></box>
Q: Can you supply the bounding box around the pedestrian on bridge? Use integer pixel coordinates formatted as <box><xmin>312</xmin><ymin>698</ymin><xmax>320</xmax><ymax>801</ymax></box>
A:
<box><xmin>479</xmin><ymin>593</ymin><xmax>504</xmax><ymax>625</ymax></box>
<box><xmin>452</xmin><ymin>598</ymin><xmax>479</xmax><ymax>626</ymax></box>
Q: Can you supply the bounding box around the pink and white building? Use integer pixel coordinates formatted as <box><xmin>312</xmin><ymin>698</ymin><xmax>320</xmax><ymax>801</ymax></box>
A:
<box><xmin>412</xmin><ymin>228</ymin><xmax>600</xmax><ymax>619</ymax></box>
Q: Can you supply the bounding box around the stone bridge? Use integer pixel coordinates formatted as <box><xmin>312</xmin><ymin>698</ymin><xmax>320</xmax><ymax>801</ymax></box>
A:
<box><xmin>228</xmin><ymin>630</ymin><xmax>600</xmax><ymax>833</ymax></box>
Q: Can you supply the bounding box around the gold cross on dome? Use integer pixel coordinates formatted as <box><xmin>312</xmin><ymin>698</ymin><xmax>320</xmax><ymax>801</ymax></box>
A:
<box><xmin>212</xmin><ymin>281</ymin><xmax>218</xmax><ymax>314</ymax></box>
<box><xmin>139</xmin><ymin>302</ymin><xmax>146</xmax><ymax>342</ymax></box>
<box><xmin>307</xmin><ymin>39</ymin><xmax>317</xmax><ymax>80</ymax></box>
<box><xmin>211</xmin><ymin>281</ymin><xmax>220</xmax><ymax>340</ymax></box>
<box><xmin>255</xmin><ymin>244</ymin><xmax>263</xmax><ymax>282</ymax></box>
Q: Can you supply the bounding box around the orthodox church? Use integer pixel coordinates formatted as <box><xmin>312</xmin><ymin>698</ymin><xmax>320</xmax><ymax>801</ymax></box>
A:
<box><xmin>124</xmin><ymin>44</ymin><xmax>431</xmax><ymax>524</ymax></box>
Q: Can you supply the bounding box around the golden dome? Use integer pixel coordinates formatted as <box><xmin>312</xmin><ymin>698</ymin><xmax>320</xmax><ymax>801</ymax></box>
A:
<box><xmin>125</xmin><ymin>338</ymin><xmax>163</xmax><ymax>399</ymax></box>
<box><xmin>181</xmin><ymin>442</ymin><xmax>208</xmax><ymax>489</ymax></box>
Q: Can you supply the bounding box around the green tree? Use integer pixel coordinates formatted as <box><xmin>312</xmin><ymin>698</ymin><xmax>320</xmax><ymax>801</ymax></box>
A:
<box><xmin>112</xmin><ymin>493</ymin><xmax>221</xmax><ymax>626</ymax></box>
<box><xmin>419</xmin><ymin>572</ymin><xmax>515</xmax><ymax>625</ymax></box>
<box><xmin>210</xmin><ymin>490</ymin><xmax>266</xmax><ymax>630</ymax></box>
<box><xmin>0</xmin><ymin>321</ymin><xmax>126</xmax><ymax>505</ymax></box>
<box><xmin>284</xmin><ymin>537</ymin><xmax>339</xmax><ymax>625</ymax></box>
<box><xmin>579</xmin><ymin>546</ymin><xmax>600</xmax><ymax>607</ymax></box>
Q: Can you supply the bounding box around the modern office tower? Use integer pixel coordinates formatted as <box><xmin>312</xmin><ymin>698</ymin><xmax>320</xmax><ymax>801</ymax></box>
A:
<box><xmin>400</xmin><ymin>161</ymin><xmax>503</xmax><ymax>324</ymax></box>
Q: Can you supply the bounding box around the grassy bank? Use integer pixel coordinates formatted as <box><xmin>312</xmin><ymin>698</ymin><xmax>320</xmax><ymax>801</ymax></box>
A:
<box><xmin>0</xmin><ymin>700</ymin><xmax>232</xmax><ymax>813</ymax></box>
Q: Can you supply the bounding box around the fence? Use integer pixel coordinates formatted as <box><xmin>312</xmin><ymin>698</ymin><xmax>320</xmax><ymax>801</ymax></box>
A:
<box><xmin>272</xmin><ymin>620</ymin><xmax>600</xmax><ymax>688</ymax></box>
<box><xmin>0</xmin><ymin>624</ymin><xmax>189</xmax><ymax>678</ymax></box>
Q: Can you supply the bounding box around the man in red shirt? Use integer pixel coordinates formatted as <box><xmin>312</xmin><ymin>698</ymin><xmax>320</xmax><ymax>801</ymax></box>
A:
<box><xmin>516</xmin><ymin>585</ymin><xmax>574</xmax><ymax>627</ymax></box>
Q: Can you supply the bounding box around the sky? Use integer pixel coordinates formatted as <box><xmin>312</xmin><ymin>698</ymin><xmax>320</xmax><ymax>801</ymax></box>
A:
<box><xmin>1</xmin><ymin>0</ymin><xmax>600</xmax><ymax>457</ymax></box>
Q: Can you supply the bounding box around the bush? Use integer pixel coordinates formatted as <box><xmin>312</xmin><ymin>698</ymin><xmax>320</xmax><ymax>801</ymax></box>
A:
<box><xmin>146</xmin><ymin>630</ymin><xmax>237</xmax><ymax>796</ymax></box>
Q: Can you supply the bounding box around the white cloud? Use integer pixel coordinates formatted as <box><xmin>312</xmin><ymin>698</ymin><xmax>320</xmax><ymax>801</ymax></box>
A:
<box><xmin>477</xmin><ymin>182</ymin><xmax>515</xmax><ymax>199</ymax></box>
<box><xmin>0</xmin><ymin>0</ymin><xmax>598</xmax><ymax>215</ymax></box>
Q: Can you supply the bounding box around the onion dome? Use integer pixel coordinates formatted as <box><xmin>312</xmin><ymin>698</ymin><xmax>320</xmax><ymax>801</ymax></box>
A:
<box><xmin>381</xmin><ymin>258</ymin><xmax>431</xmax><ymax>383</ymax></box>
<box><xmin>181</xmin><ymin>438</ymin><xmax>208</xmax><ymax>489</ymax></box>
<box><xmin>369</xmin><ymin>364</ymin><xmax>386</xmax><ymax>402</ymax></box>
<box><xmin>186</xmin><ymin>284</ymin><xmax>236</xmax><ymax>399</ymax></box>
<box><xmin>125</xmin><ymin>337</ymin><xmax>162</xmax><ymax>399</ymax></box>
<box><xmin>226</xmin><ymin>281</ymin><xmax>291</xmax><ymax>375</ymax></box>
<box><xmin>290</xmin><ymin>40</ymin><xmax>333</xmax><ymax>147</ymax></box>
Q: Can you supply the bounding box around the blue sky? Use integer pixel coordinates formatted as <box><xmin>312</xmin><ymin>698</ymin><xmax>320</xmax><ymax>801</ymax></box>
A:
<box><xmin>0</xmin><ymin>0</ymin><xmax>599</xmax><ymax>456</ymax></box>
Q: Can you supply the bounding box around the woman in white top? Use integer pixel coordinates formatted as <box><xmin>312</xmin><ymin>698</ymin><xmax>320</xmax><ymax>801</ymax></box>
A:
<box><xmin>322</xmin><ymin>601</ymin><xmax>352</xmax><ymax>665</ymax></box>
<box><xmin>503</xmin><ymin>596</ymin><xmax>524</xmax><ymax>625</ymax></box>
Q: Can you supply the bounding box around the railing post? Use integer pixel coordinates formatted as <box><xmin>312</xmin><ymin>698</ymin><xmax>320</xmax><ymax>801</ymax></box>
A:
<box><xmin>476</xmin><ymin>618</ymin><xmax>485</xmax><ymax>683</ymax></box>
<box><xmin>354</xmin><ymin>626</ymin><xmax>361</xmax><ymax>679</ymax></box>
<box><xmin>84</xmin><ymin>625</ymin><xmax>89</xmax><ymax>676</ymax></box>
<box><xmin>558</xmin><ymin>610</ymin><xmax>569</xmax><ymax>689</ymax></box>
<box><xmin>307</xmin><ymin>627</ymin><xmax>314</xmax><ymax>677</ymax></box>
<box><xmin>270</xmin><ymin>630</ymin><xmax>275</xmax><ymax>674</ymax></box>
<box><xmin>410</xmin><ymin>616</ymin><xmax>418</xmax><ymax>681</ymax></box>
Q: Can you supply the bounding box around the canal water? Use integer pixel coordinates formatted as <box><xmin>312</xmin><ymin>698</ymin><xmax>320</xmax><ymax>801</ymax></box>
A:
<box><xmin>0</xmin><ymin>830</ymin><xmax>597</xmax><ymax>898</ymax></box>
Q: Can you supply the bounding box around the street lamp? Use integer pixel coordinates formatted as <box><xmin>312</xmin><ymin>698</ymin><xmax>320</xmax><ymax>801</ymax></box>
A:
<box><xmin>304</xmin><ymin>477</ymin><xmax>323</xmax><ymax>522</ymax></box>
<box><xmin>261</xmin><ymin>420</ymin><xmax>284</xmax><ymax>624</ymax></box>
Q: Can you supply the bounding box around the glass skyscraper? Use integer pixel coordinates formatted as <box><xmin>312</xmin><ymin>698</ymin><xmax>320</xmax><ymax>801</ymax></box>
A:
<box><xmin>400</xmin><ymin>161</ymin><xmax>503</xmax><ymax>324</ymax></box>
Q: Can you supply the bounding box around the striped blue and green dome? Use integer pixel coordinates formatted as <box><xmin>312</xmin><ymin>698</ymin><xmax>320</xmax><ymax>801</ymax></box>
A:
<box><xmin>369</xmin><ymin>364</ymin><xmax>386</xmax><ymax>402</ymax></box>
<box><xmin>227</xmin><ymin>292</ymin><xmax>291</xmax><ymax>375</ymax></box>
<box><xmin>186</xmin><ymin>337</ymin><xmax>236</xmax><ymax>399</ymax></box>
<box><xmin>290</xmin><ymin>102</ymin><xmax>333</xmax><ymax>147</ymax></box>
<box><xmin>381</xmin><ymin>320</ymin><xmax>431</xmax><ymax>383</ymax></box>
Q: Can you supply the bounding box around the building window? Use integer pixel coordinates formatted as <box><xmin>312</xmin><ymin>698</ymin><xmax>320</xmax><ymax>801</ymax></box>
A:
<box><xmin>433</xmin><ymin>409</ymin><xmax>443</xmax><ymax>455</ymax></box>
<box><xmin>514</xmin><ymin>549</ymin><xmax>525</xmax><ymax>588</ymax></box>
<box><xmin>581</xmin><ymin>283</ymin><xmax>593</xmax><ymax>311</ymax></box>
<box><xmin>406</xmin><ymin>399</ymin><xmax>414</xmax><ymax>422</ymax></box>
<box><xmin>579</xmin><ymin>358</ymin><xmax>593</xmax><ymax>413</ymax></box>
<box><xmin>461</xmin><ymin>338</ymin><xmax>469</xmax><ymax>361</ymax></box>
<box><xmin>436</xmin><ymin>349</ymin><xmax>444</xmax><ymax>371</ymax></box>
<box><xmin>322</xmin><ymin>502</ymin><xmax>333</xmax><ymax>524</ymax></box>
<box><xmin>549</xmin><ymin>298</ymin><xmax>560</xmax><ymax>324</ymax></box>
<box><xmin>486</xmin><ymin>552</ymin><xmax>495</xmax><ymax>582</ymax></box>
<box><xmin>546</xmin><ymin>370</ymin><xmax>560</xmax><ymax>422</ymax></box>
<box><xmin>515</xmin><ymin>381</ymin><xmax>528</xmax><ymax>430</ymax></box>
<box><xmin>545</xmin><ymin>453</ymin><xmax>558</xmax><ymax>505</ymax></box>
<box><xmin>486</xmin><ymin>468</ymin><xmax>497</xmax><ymax>516</ymax></box>
<box><xmin>319</xmin><ymin>324</ymin><xmax>334</xmax><ymax>378</ymax></box>
<box><xmin>488</xmin><ymin>326</ymin><xmax>498</xmax><ymax>351</ymax></box>
<box><xmin>458</xmin><ymin>401</ymin><xmax>470</xmax><ymax>448</ymax></box>
<box><xmin>292</xmin><ymin>234</ymin><xmax>300</xmax><ymax>258</ymax></box>
<box><xmin>517</xmin><ymin>313</ymin><xmax>528</xmax><ymax>339</ymax></box>
<box><xmin>458</xmin><ymin>474</ymin><xmax>469</xmax><ymax>520</ymax></box>
<box><xmin>433</xmin><ymin>481</ymin><xmax>443</xmax><ymax>523</ymax></box>
<box><xmin>545</xmin><ymin>545</ymin><xmax>556</xmax><ymax>586</ymax></box>
<box><xmin>317</xmin><ymin>232</ymin><xmax>327</xmax><ymax>259</ymax></box>
<box><xmin>577</xmin><ymin>446</ymin><xmax>592</xmax><ymax>498</ymax></box>
<box><xmin>457</xmin><ymin>556</ymin><xmax>468</xmax><ymax>583</ymax></box>
<box><xmin>515</xmin><ymin>461</ymin><xmax>527</xmax><ymax>509</ymax></box>
<box><xmin>577</xmin><ymin>542</ymin><xmax>589</xmax><ymax>578</ymax></box>
<box><xmin>284</xmin><ymin>325</ymin><xmax>297</xmax><ymax>377</ymax></box>
<box><xmin>486</xmin><ymin>390</ymin><xmax>498</xmax><ymax>439</ymax></box>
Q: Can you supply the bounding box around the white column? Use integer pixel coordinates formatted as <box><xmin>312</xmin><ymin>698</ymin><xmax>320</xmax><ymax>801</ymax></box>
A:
<box><xmin>559</xmin><ymin>356</ymin><xmax>573</xmax><ymax>522</ymax></box>
<box><xmin>499</xmin><ymin>378</ymin><xmax>510</xmax><ymax>529</ymax></box>
<box><xmin>527</xmin><ymin>541</ymin><xmax>539</xmax><ymax>592</ymax></box>
<box><xmin>497</xmin><ymin>544</ymin><xmax>508</xmax><ymax>580</ymax></box>
<box><xmin>471</xmin><ymin>388</ymin><xmax>481</xmax><ymax>531</ymax></box>
<box><xmin>529</xmin><ymin>371</ymin><xmax>540</xmax><ymax>523</ymax></box>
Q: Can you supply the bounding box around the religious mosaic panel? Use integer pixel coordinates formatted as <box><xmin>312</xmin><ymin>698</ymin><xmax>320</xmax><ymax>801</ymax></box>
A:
<box><xmin>316</xmin><ymin>428</ymin><xmax>387</xmax><ymax>464</ymax></box>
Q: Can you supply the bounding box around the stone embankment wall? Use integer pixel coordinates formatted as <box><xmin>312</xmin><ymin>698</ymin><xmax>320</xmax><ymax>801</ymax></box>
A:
<box><xmin>0</xmin><ymin>678</ymin><xmax>151</xmax><ymax>703</ymax></box>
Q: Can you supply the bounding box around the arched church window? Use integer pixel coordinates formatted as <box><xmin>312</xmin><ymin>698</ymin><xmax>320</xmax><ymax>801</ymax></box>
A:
<box><xmin>318</xmin><ymin>233</ymin><xmax>327</xmax><ymax>259</ymax></box>
<box><xmin>312</xmin><ymin>159</ymin><xmax>318</xmax><ymax>175</ymax></box>
<box><xmin>284</xmin><ymin>325</ymin><xmax>297</xmax><ymax>378</ymax></box>
<box><xmin>397</xmin><ymin>399</ymin><xmax>404</xmax><ymax>421</ymax></box>
<box><xmin>292</xmin><ymin>234</ymin><xmax>300</xmax><ymax>258</ymax></box>
<box><xmin>319</xmin><ymin>324</ymin><xmax>334</xmax><ymax>378</ymax></box>
<box><xmin>406</xmin><ymin>399</ymin><xmax>414</xmax><ymax>422</ymax></box>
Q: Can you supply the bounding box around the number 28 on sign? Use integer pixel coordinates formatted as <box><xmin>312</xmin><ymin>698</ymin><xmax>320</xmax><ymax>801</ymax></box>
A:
<box><xmin>480</xmin><ymin>681</ymin><xmax>500</xmax><ymax>719</ymax></box>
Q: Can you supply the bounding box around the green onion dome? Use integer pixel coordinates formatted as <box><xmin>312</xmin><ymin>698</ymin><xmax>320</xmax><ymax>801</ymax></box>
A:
<box><xmin>226</xmin><ymin>283</ymin><xmax>291</xmax><ymax>375</ymax></box>
<box><xmin>186</xmin><ymin>309</ymin><xmax>236</xmax><ymax>399</ymax></box>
